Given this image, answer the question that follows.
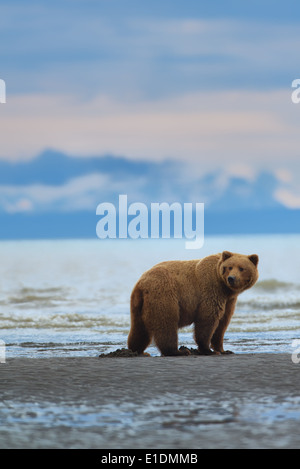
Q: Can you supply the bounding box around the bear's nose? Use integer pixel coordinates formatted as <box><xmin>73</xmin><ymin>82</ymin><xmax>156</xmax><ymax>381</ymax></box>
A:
<box><xmin>228</xmin><ymin>275</ymin><xmax>236</xmax><ymax>286</ymax></box>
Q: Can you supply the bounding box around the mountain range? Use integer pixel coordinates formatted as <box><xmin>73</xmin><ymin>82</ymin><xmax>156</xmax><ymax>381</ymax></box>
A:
<box><xmin>0</xmin><ymin>149</ymin><xmax>299</xmax><ymax>239</ymax></box>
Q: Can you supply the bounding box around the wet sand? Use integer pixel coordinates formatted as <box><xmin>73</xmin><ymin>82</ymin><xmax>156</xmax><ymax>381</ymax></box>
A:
<box><xmin>0</xmin><ymin>353</ymin><xmax>300</xmax><ymax>449</ymax></box>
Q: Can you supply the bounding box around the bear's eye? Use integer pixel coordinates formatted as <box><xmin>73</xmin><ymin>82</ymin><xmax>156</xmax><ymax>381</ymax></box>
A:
<box><xmin>239</xmin><ymin>267</ymin><xmax>244</xmax><ymax>272</ymax></box>
<box><xmin>228</xmin><ymin>267</ymin><xmax>233</xmax><ymax>271</ymax></box>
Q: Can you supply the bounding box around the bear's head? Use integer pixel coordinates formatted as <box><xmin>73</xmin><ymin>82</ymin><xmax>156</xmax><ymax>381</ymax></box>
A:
<box><xmin>218</xmin><ymin>251</ymin><xmax>259</xmax><ymax>293</ymax></box>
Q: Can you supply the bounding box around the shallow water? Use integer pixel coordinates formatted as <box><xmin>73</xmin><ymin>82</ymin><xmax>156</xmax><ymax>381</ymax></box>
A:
<box><xmin>0</xmin><ymin>234</ymin><xmax>299</xmax><ymax>358</ymax></box>
<box><xmin>1</xmin><ymin>394</ymin><xmax>299</xmax><ymax>449</ymax></box>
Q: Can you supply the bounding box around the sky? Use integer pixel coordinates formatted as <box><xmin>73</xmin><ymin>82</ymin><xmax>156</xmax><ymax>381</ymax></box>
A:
<box><xmin>1</xmin><ymin>0</ymin><xmax>300</xmax><ymax>208</ymax></box>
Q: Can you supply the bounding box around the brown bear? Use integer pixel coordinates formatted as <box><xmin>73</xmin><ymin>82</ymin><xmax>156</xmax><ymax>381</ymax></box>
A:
<box><xmin>128</xmin><ymin>251</ymin><xmax>259</xmax><ymax>356</ymax></box>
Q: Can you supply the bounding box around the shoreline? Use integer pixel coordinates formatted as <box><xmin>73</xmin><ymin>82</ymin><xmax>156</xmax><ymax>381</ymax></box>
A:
<box><xmin>1</xmin><ymin>353</ymin><xmax>300</xmax><ymax>449</ymax></box>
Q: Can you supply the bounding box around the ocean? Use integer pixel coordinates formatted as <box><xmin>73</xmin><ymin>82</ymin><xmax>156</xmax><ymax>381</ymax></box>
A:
<box><xmin>0</xmin><ymin>234</ymin><xmax>299</xmax><ymax>358</ymax></box>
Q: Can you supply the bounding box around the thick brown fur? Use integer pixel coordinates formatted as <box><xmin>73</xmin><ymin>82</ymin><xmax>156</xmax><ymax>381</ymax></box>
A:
<box><xmin>128</xmin><ymin>251</ymin><xmax>259</xmax><ymax>356</ymax></box>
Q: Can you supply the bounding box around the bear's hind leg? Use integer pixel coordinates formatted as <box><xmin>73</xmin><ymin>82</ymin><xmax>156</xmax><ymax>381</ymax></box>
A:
<box><xmin>128</xmin><ymin>316</ymin><xmax>152</xmax><ymax>355</ymax></box>
<box><xmin>141</xmin><ymin>269</ymin><xmax>190</xmax><ymax>356</ymax></box>
<box><xmin>154</xmin><ymin>326</ymin><xmax>190</xmax><ymax>356</ymax></box>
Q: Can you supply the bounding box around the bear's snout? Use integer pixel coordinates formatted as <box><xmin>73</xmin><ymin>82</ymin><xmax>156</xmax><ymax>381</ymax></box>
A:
<box><xmin>227</xmin><ymin>275</ymin><xmax>236</xmax><ymax>286</ymax></box>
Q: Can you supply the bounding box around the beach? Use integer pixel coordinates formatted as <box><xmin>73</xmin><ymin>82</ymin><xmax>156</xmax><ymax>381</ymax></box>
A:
<box><xmin>1</xmin><ymin>353</ymin><xmax>300</xmax><ymax>449</ymax></box>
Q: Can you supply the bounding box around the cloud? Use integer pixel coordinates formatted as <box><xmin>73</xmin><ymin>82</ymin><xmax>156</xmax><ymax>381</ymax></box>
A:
<box><xmin>2</xmin><ymin>10</ymin><xmax>300</xmax><ymax>97</ymax></box>
<box><xmin>274</xmin><ymin>169</ymin><xmax>293</xmax><ymax>184</ymax></box>
<box><xmin>0</xmin><ymin>173</ymin><xmax>109</xmax><ymax>213</ymax></box>
<box><xmin>274</xmin><ymin>189</ymin><xmax>300</xmax><ymax>209</ymax></box>
<box><xmin>4</xmin><ymin>198</ymin><xmax>33</xmax><ymax>214</ymax></box>
<box><xmin>0</xmin><ymin>89</ymin><xmax>299</xmax><ymax>175</ymax></box>
<box><xmin>1</xmin><ymin>7</ymin><xmax>300</xmax><ymax>173</ymax></box>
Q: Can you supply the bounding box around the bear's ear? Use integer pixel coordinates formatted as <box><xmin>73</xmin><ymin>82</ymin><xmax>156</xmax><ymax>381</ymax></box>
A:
<box><xmin>222</xmin><ymin>251</ymin><xmax>233</xmax><ymax>261</ymax></box>
<box><xmin>248</xmin><ymin>254</ymin><xmax>259</xmax><ymax>266</ymax></box>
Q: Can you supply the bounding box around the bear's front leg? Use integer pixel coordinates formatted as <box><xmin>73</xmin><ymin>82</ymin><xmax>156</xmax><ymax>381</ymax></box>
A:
<box><xmin>211</xmin><ymin>297</ymin><xmax>237</xmax><ymax>354</ymax></box>
<box><xmin>194</xmin><ymin>318</ymin><xmax>221</xmax><ymax>355</ymax></box>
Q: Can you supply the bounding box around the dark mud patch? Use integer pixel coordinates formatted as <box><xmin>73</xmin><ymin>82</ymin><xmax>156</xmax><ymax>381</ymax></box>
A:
<box><xmin>98</xmin><ymin>346</ymin><xmax>200</xmax><ymax>358</ymax></box>
<box><xmin>98</xmin><ymin>348</ymin><xmax>146</xmax><ymax>358</ymax></box>
<box><xmin>179</xmin><ymin>346</ymin><xmax>200</xmax><ymax>355</ymax></box>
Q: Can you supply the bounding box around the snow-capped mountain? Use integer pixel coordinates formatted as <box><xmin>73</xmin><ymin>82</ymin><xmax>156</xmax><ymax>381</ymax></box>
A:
<box><xmin>0</xmin><ymin>149</ymin><xmax>298</xmax><ymax>239</ymax></box>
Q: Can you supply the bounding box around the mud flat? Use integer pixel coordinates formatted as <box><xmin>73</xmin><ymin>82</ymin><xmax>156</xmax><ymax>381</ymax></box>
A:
<box><xmin>0</xmin><ymin>353</ymin><xmax>299</xmax><ymax>449</ymax></box>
